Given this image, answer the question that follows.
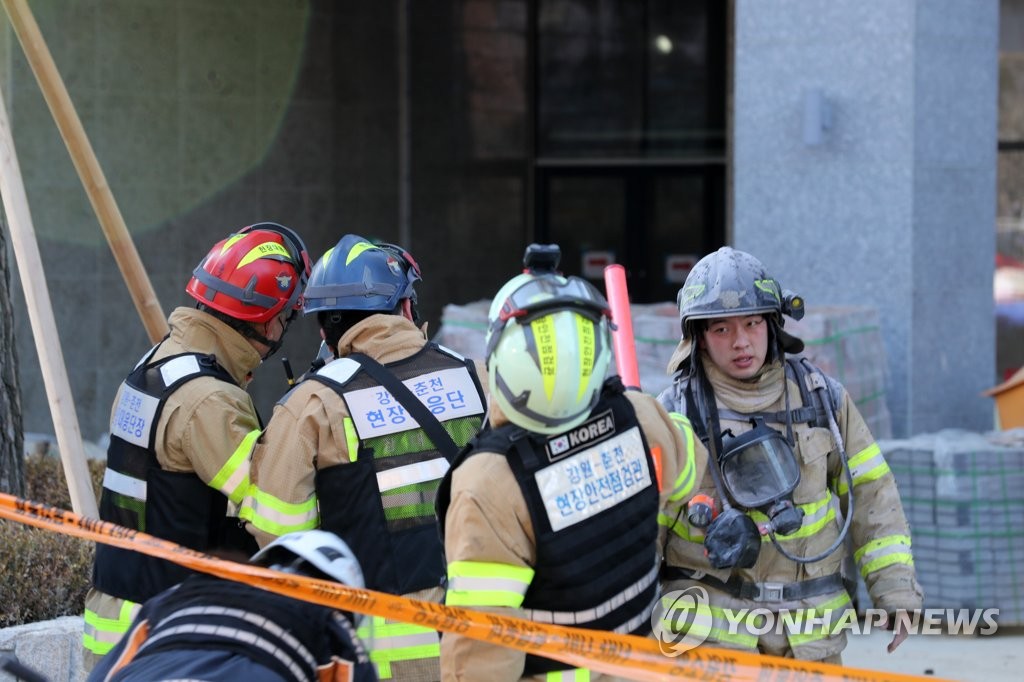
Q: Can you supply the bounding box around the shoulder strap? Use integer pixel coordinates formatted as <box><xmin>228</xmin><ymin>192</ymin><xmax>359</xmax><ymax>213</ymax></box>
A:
<box><xmin>346</xmin><ymin>352</ymin><xmax>461</xmax><ymax>460</ymax></box>
<box><xmin>793</xmin><ymin>357</ymin><xmax>842</xmax><ymax>429</ymax></box>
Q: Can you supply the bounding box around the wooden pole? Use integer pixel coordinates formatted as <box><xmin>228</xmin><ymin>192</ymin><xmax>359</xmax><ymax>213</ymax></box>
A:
<box><xmin>1</xmin><ymin>0</ymin><xmax>168</xmax><ymax>343</ymax></box>
<box><xmin>0</xmin><ymin>88</ymin><xmax>97</xmax><ymax>517</ymax></box>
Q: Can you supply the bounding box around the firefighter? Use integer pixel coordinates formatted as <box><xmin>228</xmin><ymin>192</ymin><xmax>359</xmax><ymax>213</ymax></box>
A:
<box><xmin>241</xmin><ymin>234</ymin><xmax>487</xmax><ymax>682</ymax></box>
<box><xmin>657</xmin><ymin>246</ymin><xmax>923</xmax><ymax>662</ymax></box>
<box><xmin>88</xmin><ymin>530</ymin><xmax>376</xmax><ymax>682</ymax></box>
<box><xmin>83</xmin><ymin>223</ymin><xmax>311</xmax><ymax>667</ymax></box>
<box><xmin>436</xmin><ymin>244</ymin><xmax>707</xmax><ymax>681</ymax></box>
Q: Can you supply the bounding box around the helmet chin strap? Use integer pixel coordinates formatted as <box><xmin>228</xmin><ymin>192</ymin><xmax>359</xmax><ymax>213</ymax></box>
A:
<box><xmin>242</xmin><ymin>315</ymin><xmax>293</xmax><ymax>360</ymax></box>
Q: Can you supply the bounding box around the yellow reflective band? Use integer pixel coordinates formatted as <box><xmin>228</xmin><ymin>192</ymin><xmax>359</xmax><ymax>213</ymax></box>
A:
<box><xmin>660</xmin><ymin>600</ymin><xmax>758</xmax><ymax>648</ymax></box>
<box><xmin>346</xmin><ymin>241</ymin><xmax>377</xmax><ymax>265</ymax></box>
<box><xmin>547</xmin><ymin>669</ymin><xmax>591</xmax><ymax>681</ymax></box>
<box><xmin>219</xmin><ymin>233</ymin><xmax>246</xmax><ymax>253</ymax></box>
<box><xmin>576</xmin><ymin>314</ymin><xmax>595</xmax><ymax>402</ymax></box>
<box><xmin>357</xmin><ymin>616</ymin><xmax>441</xmax><ymax>677</ymax></box>
<box><xmin>861</xmin><ymin>553</ymin><xmax>915</xmax><ymax>576</ymax></box>
<box><xmin>848</xmin><ymin>443</ymin><xmax>882</xmax><ymax>469</ymax></box>
<box><xmin>856</xmin><ymin>534</ymin><xmax>914</xmax><ymax>576</ymax></box>
<box><xmin>836</xmin><ymin>443</ymin><xmax>891</xmax><ymax>495</ymax></box>
<box><xmin>239</xmin><ymin>487</ymin><xmax>319</xmax><ymax>536</ymax></box>
<box><xmin>446</xmin><ymin>560</ymin><xmax>535</xmax><ymax>608</ymax></box>
<box><xmin>854</xmin><ymin>534</ymin><xmax>912</xmax><ymax>563</ymax></box>
<box><xmin>358</xmin><ymin>617</ymin><xmax>439</xmax><ymax>640</ymax></box>
<box><xmin>321</xmin><ymin>246</ymin><xmax>335</xmax><ymax>268</ymax></box>
<box><xmin>749</xmin><ymin>492</ymin><xmax>835</xmax><ymax>541</ymax></box>
<box><xmin>237</xmin><ymin>241</ymin><xmax>291</xmax><ymax>269</ymax></box>
<box><xmin>367</xmin><ymin>642</ymin><xmax>439</xmax><ymax>664</ymax></box>
<box><xmin>344</xmin><ymin>417</ymin><xmax>360</xmax><ymax>463</ymax></box>
<box><xmin>532</xmin><ymin>315</ymin><xmax>558</xmax><ymax>400</ymax></box>
<box><xmin>837</xmin><ymin>462</ymin><xmax>892</xmax><ymax>496</ymax></box>
<box><xmin>82</xmin><ymin>633</ymin><xmax>116</xmax><ymax>656</ymax></box>
<box><xmin>680</xmin><ymin>283</ymin><xmax>705</xmax><ymax>303</ymax></box>
<box><xmin>785</xmin><ymin>594</ymin><xmax>854</xmax><ymax>647</ymax></box>
<box><xmin>667</xmin><ymin>412</ymin><xmax>697</xmax><ymax>502</ymax></box>
<box><xmin>83</xmin><ymin>600</ymin><xmax>139</xmax><ymax>654</ymax></box>
<box><xmin>210</xmin><ymin>429</ymin><xmax>260</xmax><ymax>503</ymax></box>
<box><xmin>754</xmin><ymin>279</ymin><xmax>780</xmax><ymax>301</ymax></box>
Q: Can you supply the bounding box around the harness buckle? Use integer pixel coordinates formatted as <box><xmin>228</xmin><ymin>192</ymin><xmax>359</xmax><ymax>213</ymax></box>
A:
<box><xmin>754</xmin><ymin>582</ymin><xmax>786</xmax><ymax>602</ymax></box>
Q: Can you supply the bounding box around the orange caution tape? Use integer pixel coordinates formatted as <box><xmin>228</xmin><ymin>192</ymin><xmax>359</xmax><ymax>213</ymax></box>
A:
<box><xmin>0</xmin><ymin>492</ymin><xmax>946</xmax><ymax>682</ymax></box>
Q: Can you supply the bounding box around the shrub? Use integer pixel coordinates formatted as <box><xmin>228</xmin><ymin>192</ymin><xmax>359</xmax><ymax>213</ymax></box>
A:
<box><xmin>0</xmin><ymin>454</ymin><xmax>105</xmax><ymax>628</ymax></box>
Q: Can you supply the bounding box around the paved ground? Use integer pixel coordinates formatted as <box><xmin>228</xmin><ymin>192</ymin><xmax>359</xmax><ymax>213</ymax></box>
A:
<box><xmin>841</xmin><ymin>626</ymin><xmax>1024</xmax><ymax>681</ymax></box>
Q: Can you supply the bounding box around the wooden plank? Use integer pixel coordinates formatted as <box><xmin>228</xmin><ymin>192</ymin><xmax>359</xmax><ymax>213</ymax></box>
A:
<box><xmin>0</xmin><ymin>85</ymin><xmax>97</xmax><ymax>517</ymax></box>
<box><xmin>2</xmin><ymin>0</ymin><xmax>168</xmax><ymax>343</ymax></box>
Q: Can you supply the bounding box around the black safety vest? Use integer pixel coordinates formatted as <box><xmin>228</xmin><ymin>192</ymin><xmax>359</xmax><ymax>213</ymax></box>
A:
<box><xmin>438</xmin><ymin>378</ymin><xmax>660</xmax><ymax>675</ymax></box>
<box><xmin>312</xmin><ymin>342</ymin><xmax>486</xmax><ymax>596</ymax></box>
<box><xmin>120</xmin><ymin>574</ymin><xmax>372</xmax><ymax>682</ymax></box>
<box><xmin>93</xmin><ymin>349</ymin><xmax>258</xmax><ymax>604</ymax></box>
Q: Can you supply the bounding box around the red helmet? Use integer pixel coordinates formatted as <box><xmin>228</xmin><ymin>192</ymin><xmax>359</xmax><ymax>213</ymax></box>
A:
<box><xmin>186</xmin><ymin>223</ymin><xmax>311</xmax><ymax>324</ymax></box>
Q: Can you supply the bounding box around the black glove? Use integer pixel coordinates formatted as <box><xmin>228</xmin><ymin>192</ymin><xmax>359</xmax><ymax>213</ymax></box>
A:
<box><xmin>703</xmin><ymin>507</ymin><xmax>761</xmax><ymax>569</ymax></box>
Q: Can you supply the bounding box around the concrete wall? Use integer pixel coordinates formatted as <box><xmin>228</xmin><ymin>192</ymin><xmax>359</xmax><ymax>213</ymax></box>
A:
<box><xmin>5</xmin><ymin>0</ymin><xmax>528</xmax><ymax>442</ymax></box>
<box><xmin>733</xmin><ymin>0</ymin><xmax>998</xmax><ymax>436</ymax></box>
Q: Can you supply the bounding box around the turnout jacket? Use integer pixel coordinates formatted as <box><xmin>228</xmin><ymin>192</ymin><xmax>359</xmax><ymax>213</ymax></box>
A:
<box><xmin>438</xmin><ymin>387</ymin><xmax>706</xmax><ymax>682</ymax></box>
<box><xmin>658</xmin><ymin>344</ymin><xmax>923</xmax><ymax>661</ymax></box>
<box><xmin>84</xmin><ymin>307</ymin><xmax>265</xmax><ymax>660</ymax></box>
<box><xmin>87</xmin><ymin>574</ymin><xmax>376</xmax><ymax>682</ymax></box>
<box><xmin>242</xmin><ymin>313</ymin><xmax>487</xmax><ymax>682</ymax></box>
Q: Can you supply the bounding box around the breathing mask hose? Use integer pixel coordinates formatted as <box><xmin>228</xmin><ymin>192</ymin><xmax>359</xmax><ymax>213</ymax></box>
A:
<box><xmin>689</xmin><ymin>361</ymin><xmax>735</xmax><ymax>513</ymax></box>
<box><xmin>768</xmin><ymin>373</ymin><xmax>855</xmax><ymax>565</ymax></box>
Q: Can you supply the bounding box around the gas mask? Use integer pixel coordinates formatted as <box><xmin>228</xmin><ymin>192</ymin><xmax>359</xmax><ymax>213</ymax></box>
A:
<box><xmin>719</xmin><ymin>418</ymin><xmax>804</xmax><ymax>537</ymax></box>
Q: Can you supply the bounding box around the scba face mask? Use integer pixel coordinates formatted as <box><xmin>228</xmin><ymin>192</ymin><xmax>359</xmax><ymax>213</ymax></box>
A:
<box><xmin>720</xmin><ymin>418</ymin><xmax>804</xmax><ymax>537</ymax></box>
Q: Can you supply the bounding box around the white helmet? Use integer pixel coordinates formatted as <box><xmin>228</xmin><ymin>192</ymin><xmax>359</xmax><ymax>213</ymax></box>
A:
<box><xmin>485</xmin><ymin>271</ymin><xmax>613</xmax><ymax>435</ymax></box>
<box><xmin>251</xmin><ymin>530</ymin><xmax>365</xmax><ymax>589</ymax></box>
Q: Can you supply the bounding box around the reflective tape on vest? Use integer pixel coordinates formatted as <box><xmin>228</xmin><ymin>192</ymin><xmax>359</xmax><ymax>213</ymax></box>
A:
<box><xmin>141</xmin><ymin>615</ymin><xmax>313</xmax><ymax>682</ymax></box>
<box><xmin>376</xmin><ymin>457</ymin><xmax>450</xmax><ymax>493</ymax></box>
<box><xmin>526</xmin><ymin>559</ymin><xmax>658</xmax><ymax>627</ymax></box>
<box><xmin>102</xmin><ymin>468</ymin><xmax>147</xmax><ymax>502</ymax></box>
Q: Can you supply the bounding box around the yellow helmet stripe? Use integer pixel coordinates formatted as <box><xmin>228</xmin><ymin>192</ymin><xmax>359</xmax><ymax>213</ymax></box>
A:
<box><xmin>532</xmin><ymin>315</ymin><xmax>558</xmax><ymax>400</ymax></box>
<box><xmin>321</xmin><ymin>246</ymin><xmax>335</xmax><ymax>268</ymax></box>
<box><xmin>237</xmin><ymin>241</ymin><xmax>291</xmax><ymax>269</ymax></box>
<box><xmin>219</xmin><ymin>233</ymin><xmax>247</xmax><ymax>254</ymax></box>
<box><xmin>575</xmin><ymin>313</ymin><xmax>595</xmax><ymax>402</ymax></box>
<box><xmin>346</xmin><ymin>240</ymin><xmax>378</xmax><ymax>265</ymax></box>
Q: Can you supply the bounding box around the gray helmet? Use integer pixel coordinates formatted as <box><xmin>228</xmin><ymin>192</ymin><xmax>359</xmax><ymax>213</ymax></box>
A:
<box><xmin>677</xmin><ymin>247</ymin><xmax>804</xmax><ymax>354</ymax></box>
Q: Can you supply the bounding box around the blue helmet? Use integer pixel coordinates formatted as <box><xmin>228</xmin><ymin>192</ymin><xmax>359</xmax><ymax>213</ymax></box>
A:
<box><xmin>303</xmin><ymin>234</ymin><xmax>422</xmax><ymax>315</ymax></box>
